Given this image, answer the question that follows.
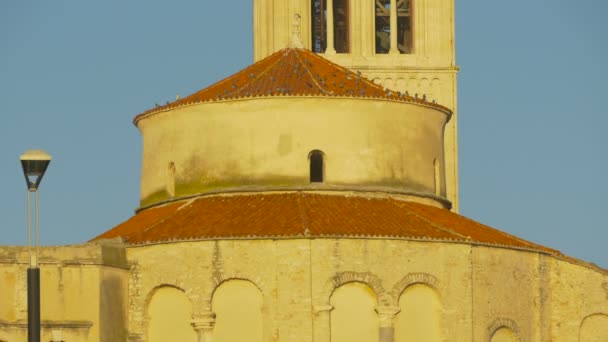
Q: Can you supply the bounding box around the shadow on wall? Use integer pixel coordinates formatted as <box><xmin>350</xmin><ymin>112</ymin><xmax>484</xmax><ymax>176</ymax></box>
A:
<box><xmin>100</xmin><ymin>276</ymin><xmax>127</xmax><ymax>341</ymax></box>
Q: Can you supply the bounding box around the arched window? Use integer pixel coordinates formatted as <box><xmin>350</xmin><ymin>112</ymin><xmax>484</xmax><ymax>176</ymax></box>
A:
<box><xmin>334</xmin><ymin>0</ymin><xmax>350</xmax><ymax>53</ymax></box>
<box><xmin>147</xmin><ymin>287</ymin><xmax>196</xmax><ymax>342</ymax></box>
<box><xmin>395</xmin><ymin>284</ymin><xmax>441</xmax><ymax>342</ymax></box>
<box><xmin>311</xmin><ymin>0</ymin><xmax>327</xmax><ymax>52</ymax></box>
<box><xmin>309</xmin><ymin>150</ymin><xmax>325</xmax><ymax>183</ymax></box>
<box><xmin>212</xmin><ymin>280</ymin><xmax>263</xmax><ymax>342</ymax></box>
<box><xmin>311</xmin><ymin>0</ymin><xmax>350</xmax><ymax>53</ymax></box>
<box><xmin>375</xmin><ymin>0</ymin><xmax>391</xmax><ymax>53</ymax></box>
<box><xmin>330</xmin><ymin>282</ymin><xmax>379</xmax><ymax>342</ymax></box>
<box><xmin>397</xmin><ymin>0</ymin><xmax>413</xmax><ymax>54</ymax></box>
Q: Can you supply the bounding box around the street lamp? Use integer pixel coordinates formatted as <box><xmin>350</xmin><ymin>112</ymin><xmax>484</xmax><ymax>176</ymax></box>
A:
<box><xmin>20</xmin><ymin>149</ymin><xmax>51</xmax><ymax>342</ymax></box>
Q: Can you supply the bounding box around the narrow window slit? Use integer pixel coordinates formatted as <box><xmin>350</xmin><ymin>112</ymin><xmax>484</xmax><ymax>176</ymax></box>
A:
<box><xmin>309</xmin><ymin>150</ymin><xmax>325</xmax><ymax>183</ymax></box>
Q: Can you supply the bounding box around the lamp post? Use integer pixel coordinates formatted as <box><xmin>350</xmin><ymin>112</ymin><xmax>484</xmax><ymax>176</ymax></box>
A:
<box><xmin>20</xmin><ymin>150</ymin><xmax>51</xmax><ymax>342</ymax></box>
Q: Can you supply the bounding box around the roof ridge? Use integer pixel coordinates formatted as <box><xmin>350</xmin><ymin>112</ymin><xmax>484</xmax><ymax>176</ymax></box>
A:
<box><xmin>390</xmin><ymin>199</ymin><xmax>469</xmax><ymax>240</ymax></box>
<box><xmin>234</xmin><ymin>49</ymin><xmax>288</xmax><ymax>97</ymax></box>
<box><xmin>402</xmin><ymin>201</ymin><xmax>562</xmax><ymax>255</ymax></box>
<box><xmin>293</xmin><ymin>49</ymin><xmax>333</xmax><ymax>95</ymax></box>
<box><xmin>133</xmin><ymin>48</ymin><xmax>453</xmax><ymax>123</ymax></box>
<box><xmin>477</xmin><ymin>218</ymin><xmax>562</xmax><ymax>254</ymax></box>
<box><xmin>122</xmin><ymin>198</ymin><xmax>193</xmax><ymax>241</ymax></box>
<box><xmin>304</xmin><ymin>50</ymin><xmax>386</xmax><ymax>95</ymax></box>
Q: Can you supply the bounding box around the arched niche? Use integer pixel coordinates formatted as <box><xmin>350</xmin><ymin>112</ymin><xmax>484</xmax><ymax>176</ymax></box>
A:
<box><xmin>395</xmin><ymin>284</ymin><xmax>441</xmax><ymax>342</ymax></box>
<box><xmin>212</xmin><ymin>279</ymin><xmax>263</xmax><ymax>342</ymax></box>
<box><xmin>330</xmin><ymin>282</ymin><xmax>379</xmax><ymax>342</ymax></box>
<box><xmin>580</xmin><ymin>313</ymin><xmax>608</xmax><ymax>342</ymax></box>
<box><xmin>166</xmin><ymin>161</ymin><xmax>176</xmax><ymax>197</ymax></box>
<box><xmin>146</xmin><ymin>286</ymin><xmax>196</xmax><ymax>342</ymax></box>
<box><xmin>490</xmin><ymin>327</ymin><xmax>517</xmax><ymax>342</ymax></box>
<box><xmin>433</xmin><ymin>158</ymin><xmax>441</xmax><ymax>195</ymax></box>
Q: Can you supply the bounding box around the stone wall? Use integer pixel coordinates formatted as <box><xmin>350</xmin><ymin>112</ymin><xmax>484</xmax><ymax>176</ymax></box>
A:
<box><xmin>1</xmin><ymin>237</ymin><xmax>606</xmax><ymax>341</ymax></box>
<box><xmin>126</xmin><ymin>238</ymin><xmax>608</xmax><ymax>341</ymax></box>
<box><xmin>0</xmin><ymin>240</ymin><xmax>128</xmax><ymax>342</ymax></box>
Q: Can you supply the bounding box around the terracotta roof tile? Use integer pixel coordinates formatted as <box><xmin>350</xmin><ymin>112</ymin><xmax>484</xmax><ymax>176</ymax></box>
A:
<box><xmin>91</xmin><ymin>201</ymin><xmax>182</xmax><ymax>241</ymax></box>
<box><xmin>134</xmin><ymin>48</ymin><xmax>450</xmax><ymax>123</ymax></box>
<box><xmin>92</xmin><ymin>193</ymin><xmax>561</xmax><ymax>256</ymax></box>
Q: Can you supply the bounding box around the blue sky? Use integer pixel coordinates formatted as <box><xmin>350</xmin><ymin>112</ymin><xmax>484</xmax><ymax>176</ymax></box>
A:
<box><xmin>1</xmin><ymin>1</ymin><xmax>606</xmax><ymax>268</ymax></box>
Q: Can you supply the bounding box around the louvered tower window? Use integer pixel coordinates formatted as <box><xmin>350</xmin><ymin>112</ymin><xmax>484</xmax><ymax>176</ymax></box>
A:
<box><xmin>311</xmin><ymin>0</ymin><xmax>350</xmax><ymax>53</ymax></box>
<box><xmin>376</xmin><ymin>0</ymin><xmax>413</xmax><ymax>54</ymax></box>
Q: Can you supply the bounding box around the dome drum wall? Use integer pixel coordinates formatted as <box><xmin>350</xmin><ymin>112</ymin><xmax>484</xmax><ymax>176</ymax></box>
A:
<box><xmin>137</xmin><ymin>97</ymin><xmax>450</xmax><ymax>207</ymax></box>
<box><xmin>253</xmin><ymin>0</ymin><xmax>461</xmax><ymax>209</ymax></box>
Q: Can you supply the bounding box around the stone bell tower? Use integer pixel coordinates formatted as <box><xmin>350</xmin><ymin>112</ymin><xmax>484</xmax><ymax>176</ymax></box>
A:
<box><xmin>253</xmin><ymin>0</ymin><xmax>460</xmax><ymax>210</ymax></box>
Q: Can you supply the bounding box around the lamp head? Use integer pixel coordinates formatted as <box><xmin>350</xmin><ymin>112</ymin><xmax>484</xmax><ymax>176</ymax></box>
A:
<box><xmin>20</xmin><ymin>150</ymin><xmax>52</xmax><ymax>191</ymax></box>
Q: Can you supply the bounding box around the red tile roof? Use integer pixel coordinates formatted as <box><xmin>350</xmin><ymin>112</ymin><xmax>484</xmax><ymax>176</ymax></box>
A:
<box><xmin>92</xmin><ymin>193</ymin><xmax>562</xmax><ymax>256</ymax></box>
<box><xmin>134</xmin><ymin>48</ymin><xmax>450</xmax><ymax>123</ymax></box>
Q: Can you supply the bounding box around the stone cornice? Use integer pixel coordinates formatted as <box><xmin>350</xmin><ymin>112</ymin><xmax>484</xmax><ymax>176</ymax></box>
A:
<box><xmin>135</xmin><ymin>187</ymin><xmax>452</xmax><ymax>213</ymax></box>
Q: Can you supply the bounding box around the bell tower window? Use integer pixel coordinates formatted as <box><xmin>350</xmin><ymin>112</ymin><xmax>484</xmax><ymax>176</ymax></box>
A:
<box><xmin>375</xmin><ymin>0</ymin><xmax>391</xmax><ymax>54</ymax></box>
<box><xmin>334</xmin><ymin>0</ymin><xmax>350</xmax><ymax>53</ymax></box>
<box><xmin>397</xmin><ymin>0</ymin><xmax>413</xmax><ymax>53</ymax></box>
<box><xmin>376</xmin><ymin>0</ymin><xmax>413</xmax><ymax>54</ymax></box>
<box><xmin>311</xmin><ymin>0</ymin><xmax>350</xmax><ymax>54</ymax></box>
<box><xmin>309</xmin><ymin>150</ymin><xmax>325</xmax><ymax>183</ymax></box>
<box><xmin>311</xmin><ymin>0</ymin><xmax>327</xmax><ymax>53</ymax></box>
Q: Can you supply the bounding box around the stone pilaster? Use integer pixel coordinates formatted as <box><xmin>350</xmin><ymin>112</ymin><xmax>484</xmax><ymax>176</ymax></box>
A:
<box><xmin>313</xmin><ymin>304</ymin><xmax>334</xmax><ymax>342</ymax></box>
<box><xmin>325</xmin><ymin>0</ymin><xmax>336</xmax><ymax>54</ymax></box>
<box><xmin>191</xmin><ymin>312</ymin><xmax>216</xmax><ymax>342</ymax></box>
<box><xmin>376</xmin><ymin>306</ymin><xmax>400</xmax><ymax>342</ymax></box>
<box><xmin>389</xmin><ymin>0</ymin><xmax>399</xmax><ymax>54</ymax></box>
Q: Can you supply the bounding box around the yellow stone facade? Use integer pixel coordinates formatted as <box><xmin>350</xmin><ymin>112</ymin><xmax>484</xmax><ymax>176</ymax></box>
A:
<box><xmin>2</xmin><ymin>237</ymin><xmax>607</xmax><ymax>341</ymax></box>
<box><xmin>1</xmin><ymin>1</ymin><xmax>607</xmax><ymax>342</ymax></box>
<box><xmin>253</xmin><ymin>0</ymin><xmax>459</xmax><ymax>210</ymax></box>
<box><xmin>0</xmin><ymin>242</ymin><xmax>128</xmax><ymax>341</ymax></box>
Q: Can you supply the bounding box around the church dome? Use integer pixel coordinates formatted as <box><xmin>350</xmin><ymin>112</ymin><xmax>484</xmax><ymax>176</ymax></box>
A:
<box><xmin>134</xmin><ymin>48</ymin><xmax>452</xmax><ymax>208</ymax></box>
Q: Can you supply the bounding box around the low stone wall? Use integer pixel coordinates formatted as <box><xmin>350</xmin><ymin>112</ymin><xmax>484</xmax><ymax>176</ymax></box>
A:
<box><xmin>0</xmin><ymin>239</ymin><xmax>128</xmax><ymax>342</ymax></box>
